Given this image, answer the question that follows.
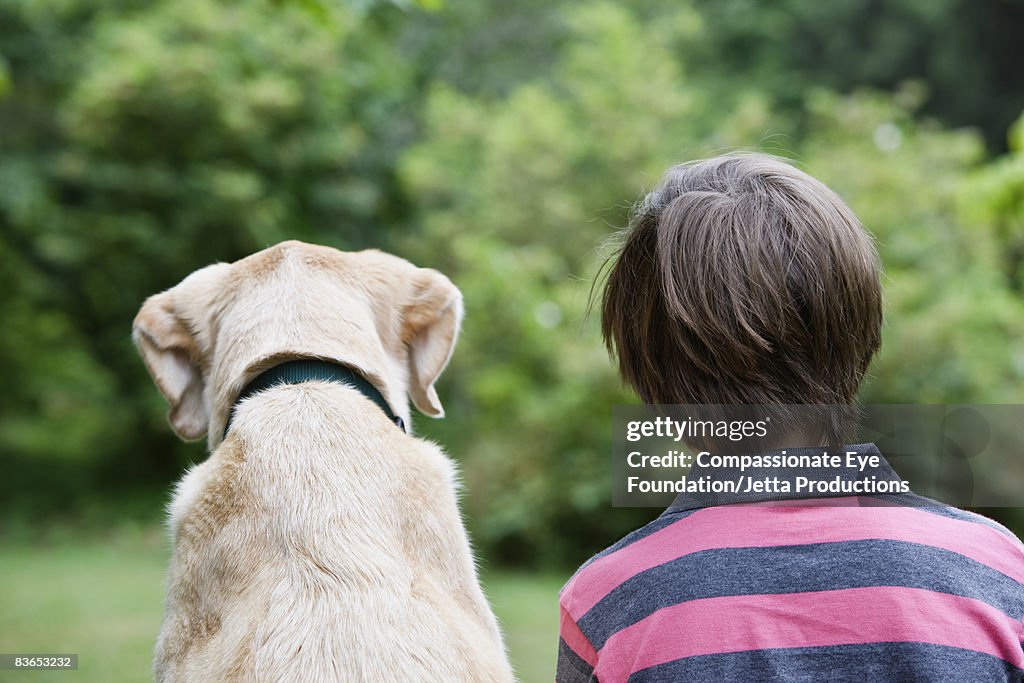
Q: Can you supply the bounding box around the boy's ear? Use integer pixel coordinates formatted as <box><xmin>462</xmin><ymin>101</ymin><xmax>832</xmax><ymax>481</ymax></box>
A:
<box><xmin>402</xmin><ymin>268</ymin><xmax>464</xmax><ymax>418</ymax></box>
<box><xmin>133</xmin><ymin>291</ymin><xmax>208</xmax><ymax>441</ymax></box>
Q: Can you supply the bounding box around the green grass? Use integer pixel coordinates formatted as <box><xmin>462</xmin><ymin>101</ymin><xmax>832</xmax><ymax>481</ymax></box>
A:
<box><xmin>485</xmin><ymin>570</ymin><xmax>564</xmax><ymax>683</ymax></box>
<box><xmin>0</xmin><ymin>529</ymin><xmax>563</xmax><ymax>682</ymax></box>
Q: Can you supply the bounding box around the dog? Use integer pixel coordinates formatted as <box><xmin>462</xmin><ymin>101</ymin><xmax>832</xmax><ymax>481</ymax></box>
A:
<box><xmin>133</xmin><ymin>241</ymin><xmax>514</xmax><ymax>682</ymax></box>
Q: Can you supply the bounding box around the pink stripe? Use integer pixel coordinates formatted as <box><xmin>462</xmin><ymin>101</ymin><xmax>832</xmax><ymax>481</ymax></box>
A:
<box><xmin>563</xmin><ymin>499</ymin><xmax>1024</xmax><ymax>619</ymax></box>
<box><xmin>559</xmin><ymin>606</ymin><xmax>598</xmax><ymax>667</ymax></box>
<box><xmin>595</xmin><ymin>586</ymin><xmax>1024</xmax><ymax>682</ymax></box>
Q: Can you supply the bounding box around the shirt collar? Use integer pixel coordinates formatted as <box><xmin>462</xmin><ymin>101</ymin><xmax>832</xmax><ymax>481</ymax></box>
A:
<box><xmin>664</xmin><ymin>442</ymin><xmax>904</xmax><ymax>513</ymax></box>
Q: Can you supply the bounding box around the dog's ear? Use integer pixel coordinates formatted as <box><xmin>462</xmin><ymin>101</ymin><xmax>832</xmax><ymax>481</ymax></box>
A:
<box><xmin>133</xmin><ymin>290</ymin><xmax>208</xmax><ymax>441</ymax></box>
<box><xmin>403</xmin><ymin>268</ymin><xmax>464</xmax><ymax>418</ymax></box>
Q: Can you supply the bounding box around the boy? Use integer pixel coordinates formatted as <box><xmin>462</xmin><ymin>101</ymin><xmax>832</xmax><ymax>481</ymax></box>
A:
<box><xmin>557</xmin><ymin>153</ymin><xmax>1024</xmax><ymax>682</ymax></box>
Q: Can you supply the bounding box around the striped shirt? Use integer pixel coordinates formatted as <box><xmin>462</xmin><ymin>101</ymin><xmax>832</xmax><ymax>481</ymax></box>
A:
<box><xmin>557</xmin><ymin>443</ymin><xmax>1024</xmax><ymax>682</ymax></box>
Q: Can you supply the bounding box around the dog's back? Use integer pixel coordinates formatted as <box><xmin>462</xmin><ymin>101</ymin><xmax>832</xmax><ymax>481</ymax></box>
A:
<box><xmin>157</xmin><ymin>382</ymin><xmax>511</xmax><ymax>682</ymax></box>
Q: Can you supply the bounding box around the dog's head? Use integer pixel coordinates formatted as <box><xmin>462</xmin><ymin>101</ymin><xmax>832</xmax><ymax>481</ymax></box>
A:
<box><xmin>133</xmin><ymin>241</ymin><xmax>463</xmax><ymax>448</ymax></box>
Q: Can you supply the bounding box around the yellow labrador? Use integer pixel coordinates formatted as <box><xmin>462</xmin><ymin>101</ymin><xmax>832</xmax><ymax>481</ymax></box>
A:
<box><xmin>133</xmin><ymin>241</ymin><xmax>513</xmax><ymax>682</ymax></box>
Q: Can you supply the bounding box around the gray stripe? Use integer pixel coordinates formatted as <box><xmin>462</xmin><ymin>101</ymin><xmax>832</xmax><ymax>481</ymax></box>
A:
<box><xmin>628</xmin><ymin>641</ymin><xmax>1024</xmax><ymax>683</ymax></box>
<box><xmin>556</xmin><ymin>638</ymin><xmax>595</xmax><ymax>682</ymax></box>
<box><xmin>579</xmin><ymin>539</ymin><xmax>1024</xmax><ymax>649</ymax></box>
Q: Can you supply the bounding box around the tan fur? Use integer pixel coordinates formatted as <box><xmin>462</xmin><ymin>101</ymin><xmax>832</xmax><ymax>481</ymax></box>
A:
<box><xmin>133</xmin><ymin>241</ymin><xmax>514</xmax><ymax>682</ymax></box>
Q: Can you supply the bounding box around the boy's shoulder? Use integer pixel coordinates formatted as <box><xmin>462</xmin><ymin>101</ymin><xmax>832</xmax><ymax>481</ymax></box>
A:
<box><xmin>560</xmin><ymin>508</ymin><xmax>698</xmax><ymax>611</ymax></box>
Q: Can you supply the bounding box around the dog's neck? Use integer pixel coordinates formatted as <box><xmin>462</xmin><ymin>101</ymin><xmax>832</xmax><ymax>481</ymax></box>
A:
<box><xmin>222</xmin><ymin>359</ymin><xmax>406</xmax><ymax>440</ymax></box>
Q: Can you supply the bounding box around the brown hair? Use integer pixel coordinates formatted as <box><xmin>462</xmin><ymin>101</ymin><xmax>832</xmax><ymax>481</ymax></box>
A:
<box><xmin>601</xmin><ymin>153</ymin><xmax>882</xmax><ymax>445</ymax></box>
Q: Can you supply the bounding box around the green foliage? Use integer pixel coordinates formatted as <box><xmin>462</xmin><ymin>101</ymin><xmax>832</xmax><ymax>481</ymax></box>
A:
<box><xmin>0</xmin><ymin>0</ymin><xmax>419</xmax><ymax>510</ymax></box>
<box><xmin>0</xmin><ymin>55</ymin><xmax>9</xmax><ymax>96</ymax></box>
<box><xmin>796</xmin><ymin>88</ymin><xmax>1024</xmax><ymax>404</ymax></box>
<box><xmin>401</xmin><ymin>3</ymin><xmax>716</xmax><ymax>562</ymax></box>
<box><xmin>1</xmin><ymin>0</ymin><xmax>1022</xmax><ymax>565</ymax></box>
<box><xmin>688</xmin><ymin>0</ymin><xmax>1024</xmax><ymax>151</ymax></box>
<box><xmin>961</xmin><ymin>113</ymin><xmax>1024</xmax><ymax>293</ymax></box>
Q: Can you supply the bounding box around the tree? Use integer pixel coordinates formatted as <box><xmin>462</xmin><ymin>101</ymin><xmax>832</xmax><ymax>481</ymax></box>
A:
<box><xmin>0</xmin><ymin>0</ymin><xmax>420</xmax><ymax>514</ymax></box>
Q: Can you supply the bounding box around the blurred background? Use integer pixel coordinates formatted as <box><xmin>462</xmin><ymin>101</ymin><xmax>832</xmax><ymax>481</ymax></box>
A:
<box><xmin>2</xmin><ymin>0</ymin><xmax>1024</xmax><ymax>680</ymax></box>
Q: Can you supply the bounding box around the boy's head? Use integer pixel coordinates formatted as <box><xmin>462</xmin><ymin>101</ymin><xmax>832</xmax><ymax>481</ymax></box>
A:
<box><xmin>602</xmin><ymin>152</ymin><xmax>882</xmax><ymax>446</ymax></box>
